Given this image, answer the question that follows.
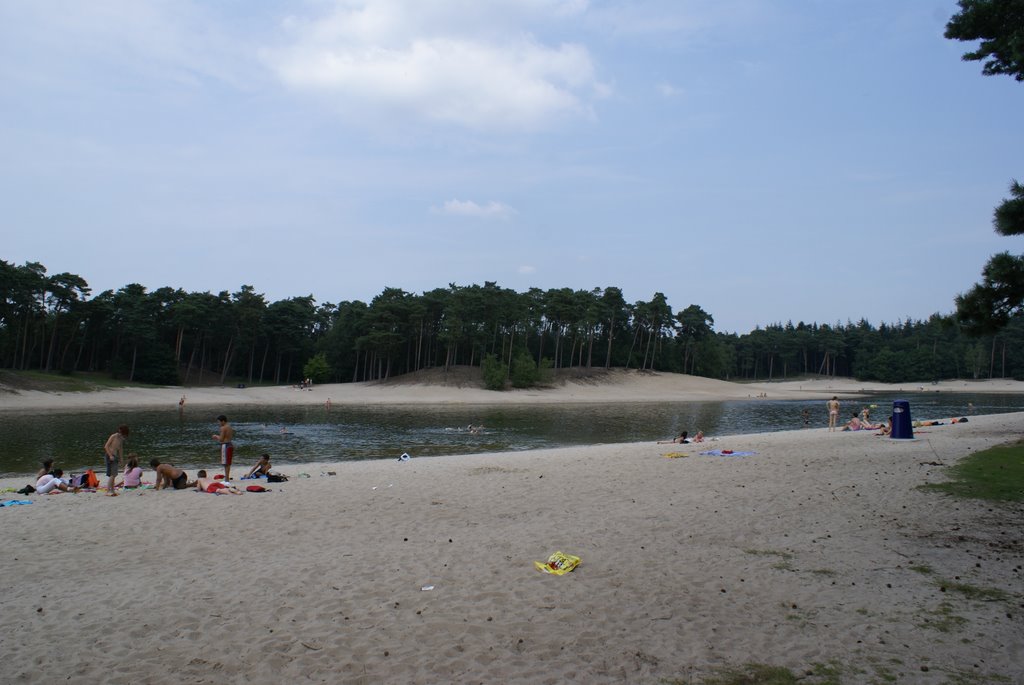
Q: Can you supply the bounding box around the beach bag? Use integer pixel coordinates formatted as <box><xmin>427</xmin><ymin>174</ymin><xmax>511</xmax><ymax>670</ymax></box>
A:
<box><xmin>83</xmin><ymin>469</ymin><xmax>99</xmax><ymax>488</ymax></box>
<box><xmin>246</xmin><ymin>485</ymin><xmax>268</xmax><ymax>493</ymax></box>
<box><xmin>16</xmin><ymin>484</ymin><xmax>35</xmax><ymax>495</ymax></box>
<box><xmin>69</xmin><ymin>474</ymin><xmax>86</xmax><ymax>488</ymax></box>
<box><xmin>266</xmin><ymin>473</ymin><xmax>288</xmax><ymax>483</ymax></box>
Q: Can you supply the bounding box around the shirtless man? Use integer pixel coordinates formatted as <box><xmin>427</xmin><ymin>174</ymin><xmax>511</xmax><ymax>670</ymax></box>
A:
<box><xmin>150</xmin><ymin>459</ymin><xmax>190</xmax><ymax>490</ymax></box>
<box><xmin>195</xmin><ymin>470</ymin><xmax>243</xmax><ymax>495</ymax></box>
<box><xmin>827</xmin><ymin>396</ymin><xmax>840</xmax><ymax>432</ymax></box>
<box><xmin>103</xmin><ymin>425</ymin><xmax>129</xmax><ymax>497</ymax></box>
<box><xmin>212</xmin><ymin>415</ymin><xmax>235</xmax><ymax>480</ymax></box>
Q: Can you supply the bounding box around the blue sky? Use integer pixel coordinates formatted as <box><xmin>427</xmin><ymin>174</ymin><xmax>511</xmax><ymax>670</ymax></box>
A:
<box><xmin>2</xmin><ymin>0</ymin><xmax>1022</xmax><ymax>333</ymax></box>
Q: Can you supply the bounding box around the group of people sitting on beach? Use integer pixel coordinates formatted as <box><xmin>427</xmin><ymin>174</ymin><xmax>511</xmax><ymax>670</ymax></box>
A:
<box><xmin>26</xmin><ymin>452</ymin><xmax>277</xmax><ymax>496</ymax></box>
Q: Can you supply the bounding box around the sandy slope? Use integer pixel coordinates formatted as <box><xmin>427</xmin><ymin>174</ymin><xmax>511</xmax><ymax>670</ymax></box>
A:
<box><xmin>2</xmin><ymin>369</ymin><xmax>1022</xmax><ymax>413</ymax></box>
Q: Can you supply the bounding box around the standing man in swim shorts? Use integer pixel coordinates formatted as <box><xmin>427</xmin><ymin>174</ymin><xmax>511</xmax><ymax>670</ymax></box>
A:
<box><xmin>827</xmin><ymin>396</ymin><xmax>840</xmax><ymax>432</ymax></box>
<box><xmin>103</xmin><ymin>425</ymin><xmax>129</xmax><ymax>497</ymax></box>
<box><xmin>212</xmin><ymin>415</ymin><xmax>235</xmax><ymax>480</ymax></box>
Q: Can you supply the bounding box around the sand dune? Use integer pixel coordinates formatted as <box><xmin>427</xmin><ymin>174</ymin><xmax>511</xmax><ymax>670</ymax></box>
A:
<box><xmin>2</xmin><ymin>369</ymin><xmax>1022</xmax><ymax>413</ymax></box>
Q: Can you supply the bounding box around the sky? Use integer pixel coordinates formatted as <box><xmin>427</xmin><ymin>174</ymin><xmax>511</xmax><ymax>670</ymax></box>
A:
<box><xmin>2</xmin><ymin>0</ymin><xmax>1022</xmax><ymax>334</ymax></box>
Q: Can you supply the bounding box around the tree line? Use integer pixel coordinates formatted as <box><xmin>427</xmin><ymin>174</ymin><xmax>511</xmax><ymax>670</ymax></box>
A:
<box><xmin>2</xmin><ymin>259</ymin><xmax>1023</xmax><ymax>388</ymax></box>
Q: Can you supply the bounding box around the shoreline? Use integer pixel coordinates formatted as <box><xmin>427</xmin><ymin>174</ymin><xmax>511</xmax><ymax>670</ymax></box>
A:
<box><xmin>2</xmin><ymin>370</ymin><xmax>1023</xmax><ymax>414</ymax></box>
<box><xmin>3</xmin><ymin>413</ymin><xmax>1022</xmax><ymax>683</ymax></box>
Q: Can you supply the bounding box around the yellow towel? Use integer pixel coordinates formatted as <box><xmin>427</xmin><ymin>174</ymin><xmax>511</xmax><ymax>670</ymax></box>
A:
<box><xmin>533</xmin><ymin>551</ymin><xmax>581</xmax><ymax>575</ymax></box>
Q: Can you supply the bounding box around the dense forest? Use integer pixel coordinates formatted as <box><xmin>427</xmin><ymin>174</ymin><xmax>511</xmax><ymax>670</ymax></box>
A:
<box><xmin>2</xmin><ymin>259</ymin><xmax>1023</xmax><ymax>387</ymax></box>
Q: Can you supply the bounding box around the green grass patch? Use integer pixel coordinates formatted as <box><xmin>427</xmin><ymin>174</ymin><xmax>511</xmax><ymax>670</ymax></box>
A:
<box><xmin>938</xmin><ymin>580</ymin><xmax>1013</xmax><ymax>603</ymax></box>
<box><xmin>666</xmin><ymin>661</ymin><xmax>845</xmax><ymax>685</ymax></box>
<box><xmin>917</xmin><ymin>601</ymin><xmax>968</xmax><ymax>633</ymax></box>
<box><xmin>908</xmin><ymin>564</ymin><xmax>934</xmax><ymax>575</ymax></box>
<box><xmin>941</xmin><ymin>670</ymin><xmax>1013</xmax><ymax>684</ymax></box>
<box><xmin>743</xmin><ymin>549</ymin><xmax>794</xmax><ymax>570</ymax></box>
<box><xmin>692</xmin><ymin>663</ymin><xmax>801</xmax><ymax>685</ymax></box>
<box><xmin>920</xmin><ymin>440</ymin><xmax>1024</xmax><ymax>502</ymax></box>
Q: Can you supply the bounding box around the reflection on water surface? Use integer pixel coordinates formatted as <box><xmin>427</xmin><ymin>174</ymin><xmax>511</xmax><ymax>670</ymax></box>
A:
<box><xmin>1</xmin><ymin>392</ymin><xmax>1021</xmax><ymax>476</ymax></box>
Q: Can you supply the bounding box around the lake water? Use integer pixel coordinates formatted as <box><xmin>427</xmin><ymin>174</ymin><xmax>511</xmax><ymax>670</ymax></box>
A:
<box><xmin>3</xmin><ymin>392</ymin><xmax>1022</xmax><ymax>477</ymax></box>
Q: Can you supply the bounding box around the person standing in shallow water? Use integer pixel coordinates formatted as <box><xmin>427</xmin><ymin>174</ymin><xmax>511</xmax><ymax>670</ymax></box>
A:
<box><xmin>213</xmin><ymin>415</ymin><xmax>235</xmax><ymax>480</ymax></box>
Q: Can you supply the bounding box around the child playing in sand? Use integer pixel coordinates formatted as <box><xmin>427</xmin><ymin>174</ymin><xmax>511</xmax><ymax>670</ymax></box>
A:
<box><xmin>195</xmin><ymin>470</ymin><xmax>243</xmax><ymax>495</ymax></box>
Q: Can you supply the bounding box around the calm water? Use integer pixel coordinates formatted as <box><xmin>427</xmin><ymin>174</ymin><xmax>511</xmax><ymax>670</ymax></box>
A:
<box><xmin>2</xmin><ymin>392</ymin><xmax>1022</xmax><ymax>477</ymax></box>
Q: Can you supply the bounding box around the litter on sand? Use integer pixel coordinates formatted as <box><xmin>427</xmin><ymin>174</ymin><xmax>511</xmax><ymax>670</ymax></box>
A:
<box><xmin>533</xmin><ymin>551</ymin><xmax>581</xmax><ymax>575</ymax></box>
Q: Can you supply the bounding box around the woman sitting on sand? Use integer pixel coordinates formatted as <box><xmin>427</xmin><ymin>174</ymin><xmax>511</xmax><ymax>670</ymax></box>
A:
<box><xmin>122</xmin><ymin>455</ymin><xmax>143</xmax><ymax>489</ymax></box>
<box><xmin>244</xmin><ymin>454</ymin><xmax>272</xmax><ymax>478</ymax></box>
<box><xmin>37</xmin><ymin>458</ymin><xmax>54</xmax><ymax>480</ymax></box>
<box><xmin>875</xmin><ymin>417</ymin><xmax>892</xmax><ymax>436</ymax></box>
<box><xmin>841</xmin><ymin>413</ymin><xmax>864</xmax><ymax>431</ymax></box>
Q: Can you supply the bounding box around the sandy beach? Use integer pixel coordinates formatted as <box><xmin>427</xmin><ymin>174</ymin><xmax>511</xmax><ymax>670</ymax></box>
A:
<box><xmin>1</xmin><ymin>373</ymin><xmax>1022</xmax><ymax>683</ymax></box>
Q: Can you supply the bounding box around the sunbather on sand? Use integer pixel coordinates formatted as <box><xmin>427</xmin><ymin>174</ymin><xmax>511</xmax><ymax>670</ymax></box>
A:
<box><xmin>841</xmin><ymin>413</ymin><xmax>864</xmax><ymax>431</ymax></box>
<box><xmin>195</xmin><ymin>470</ymin><xmax>243</xmax><ymax>495</ymax></box>
<box><xmin>658</xmin><ymin>431</ymin><xmax>690</xmax><ymax>444</ymax></box>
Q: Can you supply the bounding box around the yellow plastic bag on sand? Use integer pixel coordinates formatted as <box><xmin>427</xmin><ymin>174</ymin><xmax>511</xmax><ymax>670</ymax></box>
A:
<box><xmin>534</xmin><ymin>551</ymin><xmax>581</xmax><ymax>575</ymax></box>
<box><xmin>662</xmin><ymin>452</ymin><xmax>689</xmax><ymax>459</ymax></box>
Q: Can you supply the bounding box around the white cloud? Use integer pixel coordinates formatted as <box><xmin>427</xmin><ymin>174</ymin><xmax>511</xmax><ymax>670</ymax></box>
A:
<box><xmin>435</xmin><ymin>199</ymin><xmax>516</xmax><ymax>219</ymax></box>
<box><xmin>657</xmin><ymin>82</ymin><xmax>681</xmax><ymax>97</ymax></box>
<box><xmin>266</xmin><ymin>0</ymin><xmax>607</xmax><ymax>131</ymax></box>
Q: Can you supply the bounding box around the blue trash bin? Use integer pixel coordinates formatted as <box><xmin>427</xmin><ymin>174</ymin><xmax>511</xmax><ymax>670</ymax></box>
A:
<box><xmin>891</xmin><ymin>399</ymin><xmax>913</xmax><ymax>439</ymax></box>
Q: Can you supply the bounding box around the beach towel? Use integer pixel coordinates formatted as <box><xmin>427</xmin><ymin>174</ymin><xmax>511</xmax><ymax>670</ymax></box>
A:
<box><xmin>699</xmin><ymin>450</ymin><xmax>757</xmax><ymax>457</ymax></box>
<box><xmin>533</xmin><ymin>551</ymin><xmax>581</xmax><ymax>575</ymax></box>
<box><xmin>0</xmin><ymin>499</ymin><xmax>33</xmax><ymax>507</ymax></box>
<box><xmin>662</xmin><ymin>452</ymin><xmax>690</xmax><ymax>459</ymax></box>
